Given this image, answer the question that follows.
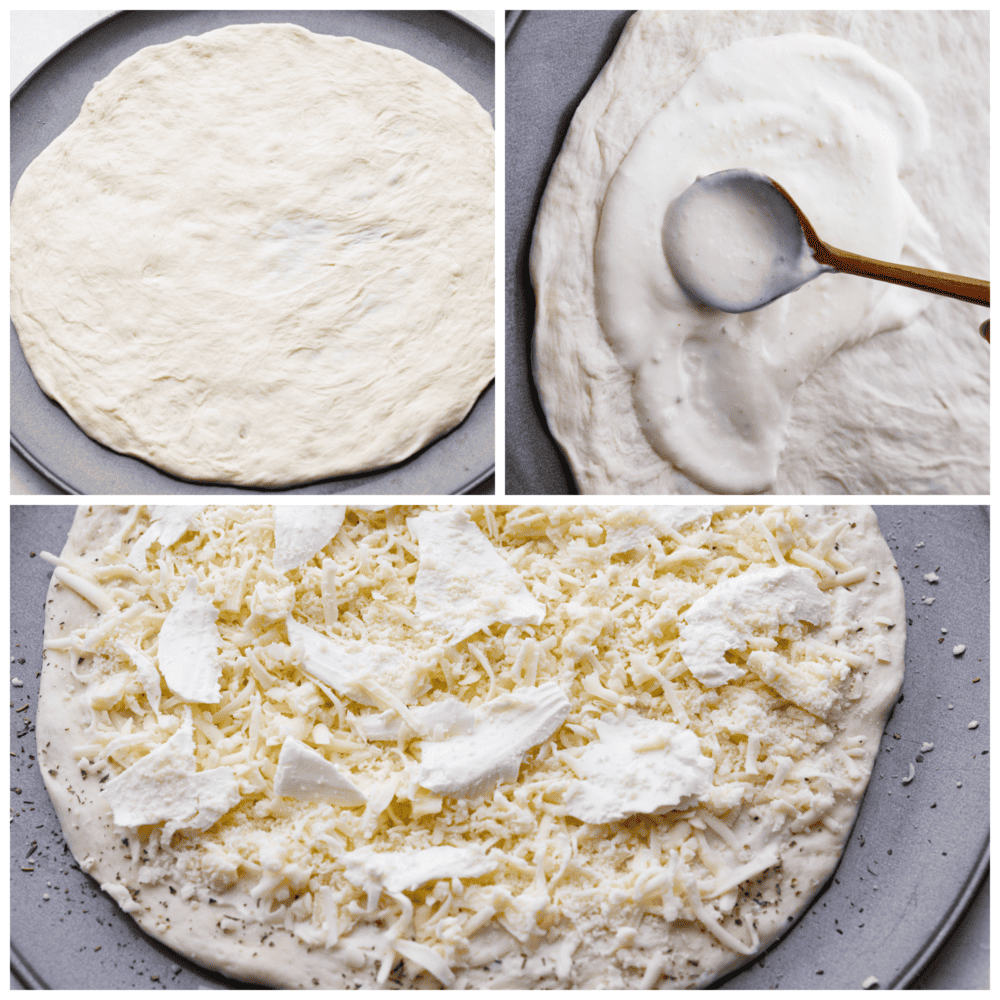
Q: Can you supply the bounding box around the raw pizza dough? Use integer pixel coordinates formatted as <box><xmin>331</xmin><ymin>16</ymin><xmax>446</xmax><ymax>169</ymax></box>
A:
<box><xmin>530</xmin><ymin>11</ymin><xmax>988</xmax><ymax>495</ymax></box>
<box><xmin>37</xmin><ymin>504</ymin><xmax>904</xmax><ymax>988</ymax></box>
<box><xmin>11</xmin><ymin>23</ymin><xmax>494</xmax><ymax>486</ymax></box>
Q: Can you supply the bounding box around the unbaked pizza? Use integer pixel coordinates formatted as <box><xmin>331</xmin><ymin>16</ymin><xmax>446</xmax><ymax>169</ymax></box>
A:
<box><xmin>37</xmin><ymin>504</ymin><xmax>904</xmax><ymax>987</ymax></box>
<box><xmin>530</xmin><ymin>11</ymin><xmax>987</xmax><ymax>495</ymax></box>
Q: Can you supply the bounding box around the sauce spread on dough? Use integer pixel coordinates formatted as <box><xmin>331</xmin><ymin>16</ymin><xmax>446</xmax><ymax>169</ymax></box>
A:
<box><xmin>663</xmin><ymin>170</ymin><xmax>826</xmax><ymax>312</ymax></box>
<box><xmin>595</xmin><ymin>34</ymin><xmax>939</xmax><ymax>494</ymax></box>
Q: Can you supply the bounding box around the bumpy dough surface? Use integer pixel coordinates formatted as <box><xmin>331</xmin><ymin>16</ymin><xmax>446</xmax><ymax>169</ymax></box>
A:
<box><xmin>11</xmin><ymin>23</ymin><xmax>494</xmax><ymax>486</ymax></box>
<box><xmin>530</xmin><ymin>11</ymin><xmax>987</xmax><ymax>495</ymax></box>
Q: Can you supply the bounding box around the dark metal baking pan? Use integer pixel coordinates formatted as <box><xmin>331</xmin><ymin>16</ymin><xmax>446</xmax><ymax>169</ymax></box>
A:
<box><xmin>10</xmin><ymin>9</ymin><xmax>495</xmax><ymax>496</ymax></box>
<box><xmin>10</xmin><ymin>504</ymin><xmax>988</xmax><ymax>989</ymax></box>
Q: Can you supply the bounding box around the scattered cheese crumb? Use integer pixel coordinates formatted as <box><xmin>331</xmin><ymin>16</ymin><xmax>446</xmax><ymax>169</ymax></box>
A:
<box><xmin>11</xmin><ymin>678</ymin><xmax>23</xmax><ymax>687</ymax></box>
<box><xmin>922</xmin><ymin>572</ymin><xmax>939</xmax><ymax>583</ymax></box>
<box><xmin>920</xmin><ymin>742</ymin><xmax>934</xmax><ymax>753</ymax></box>
<box><xmin>862</xmin><ymin>974</ymin><xmax>880</xmax><ymax>989</ymax></box>
<box><xmin>956</xmin><ymin>782</ymin><xmax>963</xmax><ymax>788</ymax></box>
<box><xmin>967</xmin><ymin>721</ymin><xmax>979</xmax><ymax>730</ymax></box>
<box><xmin>901</xmin><ymin>763</ymin><xmax>915</xmax><ymax>785</ymax></box>
<box><xmin>952</xmin><ymin>645</ymin><xmax>966</xmax><ymax>656</ymax></box>
<box><xmin>921</xmin><ymin>597</ymin><xmax>935</xmax><ymax>605</ymax></box>
<box><xmin>614</xmin><ymin>927</ymin><xmax>637</xmax><ymax>949</ymax></box>
<box><xmin>915</xmin><ymin>542</ymin><xmax>925</xmax><ymax>548</ymax></box>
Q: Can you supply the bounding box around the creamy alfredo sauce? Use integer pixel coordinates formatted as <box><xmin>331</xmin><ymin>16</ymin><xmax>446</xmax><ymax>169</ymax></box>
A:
<box><xmin>663</xmin><ymin>170</ymin><xmax>827</xmax><ymax>313</ymax></box>
<box><xmin>595</xmin><ymin>34</ymin><xmax>940</xmax><ymax>494</ymax></box>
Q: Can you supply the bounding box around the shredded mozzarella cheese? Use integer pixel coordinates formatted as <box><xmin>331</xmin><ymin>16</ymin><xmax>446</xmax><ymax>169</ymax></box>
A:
<box><xmin>50</xmin><ymin>503</ymin><xmax>885</xmax><ymax>983</ymax></box>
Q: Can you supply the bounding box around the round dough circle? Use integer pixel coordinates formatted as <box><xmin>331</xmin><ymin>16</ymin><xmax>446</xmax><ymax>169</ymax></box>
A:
<box><xmin>530</xmin><ymin>11</ymin><xmax>987</xmax><ymax>495</ymax></box>
<box><xmin>11</xmin><ymin>23</ymin><xmax>495</xmax><ymax>486</ymax></box>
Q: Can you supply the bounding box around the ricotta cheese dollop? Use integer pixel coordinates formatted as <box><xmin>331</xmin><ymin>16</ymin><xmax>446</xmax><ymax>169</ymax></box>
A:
<box><xmin>678</xmin><ymin>565</ymin><xmax>831</xmax><ymax>687</ymax></box>
<box><xmin>410</xmin><ymin>508</ymin><xmax>546</xmax><ymax>641</ymax></box>
<box><xmin>565</xmin><ymin>712</ymin><xmax>714</xmax><ymax>823</ymax></box>
<box><xmin>156</xmin><ymin>577</ymin><xmax>224</xmax><ymax>704</ymax></box>
<box><xmin>101</xmin><ymin>710</ymin><xmax>241</xmax><ymax>838</ymax></box>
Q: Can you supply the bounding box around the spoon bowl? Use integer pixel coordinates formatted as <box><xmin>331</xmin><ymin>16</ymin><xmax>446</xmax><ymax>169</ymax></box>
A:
<box><xmin>664</xmin><ymin>169</ymin><xmax>990</xmax><ymax>315</ymax></box>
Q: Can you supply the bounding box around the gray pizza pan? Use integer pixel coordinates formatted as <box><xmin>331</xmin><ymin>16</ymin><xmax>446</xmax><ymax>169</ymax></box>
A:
<box><xmin>10</xmin><ymin>9</ymin><xmax>494</xmax><ymax>496</ymax></box>
<box><xmin>9</xmin><ymin>504</ymin><xmax>988</xmax><ymax>988</ymax></box>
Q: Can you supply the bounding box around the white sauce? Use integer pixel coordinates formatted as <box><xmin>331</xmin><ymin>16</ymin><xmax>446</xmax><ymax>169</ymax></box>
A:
<box><xmin>595</xmin><ymin>34</ymin><xmax>937</xmax><ymax>494</ymax></box>
<box><xmin>663</xmin><ymin>171</ymin><xmax>825</xmax><ymax>311</ymax></box>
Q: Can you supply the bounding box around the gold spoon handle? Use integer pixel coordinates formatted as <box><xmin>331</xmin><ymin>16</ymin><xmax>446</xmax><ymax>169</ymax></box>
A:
<box><xmin>767</xmin><ymin>177</ymin><xmax>989</xmax><ymax>309</ymax></box>
<box><xmin>814</xmin><ymin>242</ymin><xmax>989</xmax><ymax>307</ymax></box>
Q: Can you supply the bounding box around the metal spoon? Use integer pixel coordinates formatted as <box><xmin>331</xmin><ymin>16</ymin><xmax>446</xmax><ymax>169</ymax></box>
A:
<box><xmin>664</xmin><ymin>168</ymin><xmax>989</xmax><ymax>315</ymax></box>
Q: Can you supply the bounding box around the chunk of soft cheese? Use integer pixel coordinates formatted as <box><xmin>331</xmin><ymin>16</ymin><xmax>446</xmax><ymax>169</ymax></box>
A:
<box><xmin>565</xmin><ymin>712</ymin><xmax>714</xmax><ymax>824</ymax></box>
<box><xmin>343</xmin><ymin>845</ymin><xmax>497</xmax><ymax>896</ymax></box>
<box><xmin>602</xmin><ymin>504</ymin><xmax>725</xmax><ymax>554</ymax></box>
<box><xmin>410</xmin><ymin>508</ymin><xmax>546</xmax><ymax>641</ymax></box>
<box><xmin>274</xmin><ymin>737</ymin><xmax>366</xmax><ymax>806</ymax></box>
<box><xmin>594</xmin><ymin>34</ymin><xmax>939</xmax><ymax>493</ymax></box>
<box><xmin>679</xmin><ymin>565</ymin><xmax>831</xmax><ymax>687</ymax></box>
<box><xmin>272</xmin><ymin>505</ymin><xmax>346</xmax><ymax>574</ymax></box>
<box><xmin>342</xmin><ymin>845</ymin><xmax>497</xmax><ymax>936</ymax></box>
<box><xmin>287</xmin><ymin>618</ymin><xmax>427</xmax><ymax>705</ymax></box>
<box><xmin>157</xmin><ymin>577</ymin><xmax>224</xmax><ymax>703</ymax></box>
<box><xmin>101</xmin><ymin>711</ymin><xmax>240</xmax><ymax>837</ymax></box>
<box><xmin>127</xmin><ymin>505</ymin><xmax>206</xmax><ymax>568</ymax></box>
<box><xmin>358</xmin><ymin>698</ymin><xmax>475</xmax><ymax>742</ymax></box>
<box><xmin>416</xmin><ymin>682</ymin><xmax>571</xmax><ymax>799</ymax></box>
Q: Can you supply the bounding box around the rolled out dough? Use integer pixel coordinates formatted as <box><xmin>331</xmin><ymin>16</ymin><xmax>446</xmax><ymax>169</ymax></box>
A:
<box><xmin>11</xmin><ymin>23</ymin><xmax>495</xmax><ymax>486</ymax></box>
<box><xmin>530</xmin><ymin>11</ymin><xmax>988</xmax><ymax>495</ymax></box>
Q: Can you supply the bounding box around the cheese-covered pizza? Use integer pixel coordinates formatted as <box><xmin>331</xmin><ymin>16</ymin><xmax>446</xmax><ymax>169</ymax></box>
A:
<box><xmin>37</xmin><ymin>504</ymin><xmax>904</xmax><ymax>987</ymax></box>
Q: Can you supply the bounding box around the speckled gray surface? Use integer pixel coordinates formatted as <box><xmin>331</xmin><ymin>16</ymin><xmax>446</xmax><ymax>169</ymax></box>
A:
<box><xmin>11</xmin><ymin>9</ymin><xmax>495</xmax><ymax>496</ymax></box>
<box><xmin>10</xmin><ymin>504</ymin><xmax>987</xmax><ymax>988</ymax></box>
